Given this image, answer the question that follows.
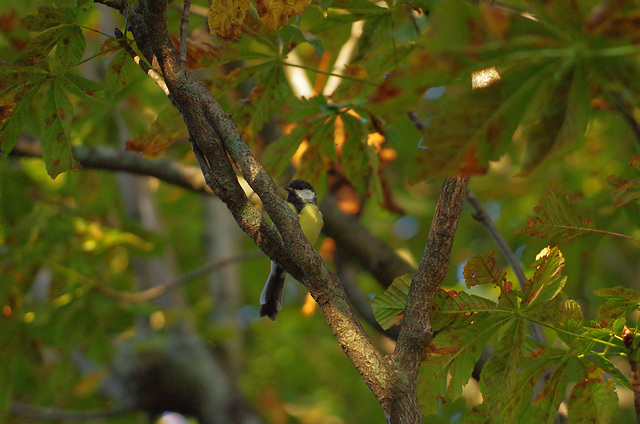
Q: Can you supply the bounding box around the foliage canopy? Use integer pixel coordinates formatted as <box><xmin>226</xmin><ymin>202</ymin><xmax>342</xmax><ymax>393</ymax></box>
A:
<box><xmin>1</xmin><ymin>0</ymin><xmax>640</xmax><ymax>422</ymax></box>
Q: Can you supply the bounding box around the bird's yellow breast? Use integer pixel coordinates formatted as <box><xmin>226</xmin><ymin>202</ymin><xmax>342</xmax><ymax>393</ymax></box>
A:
<box><xmin>289</xmin><ymin>202</ymin><xmax>323</xmax><ymax>245</ymax></box>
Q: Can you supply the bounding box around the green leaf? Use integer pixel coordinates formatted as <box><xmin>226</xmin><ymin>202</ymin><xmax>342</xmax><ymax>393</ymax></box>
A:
<box><xmin>18</xmin><ymin>26</ymin><xmax>67</xmax><ymax>66</ymax></box>
<box><xmin>557</xmin><ymin>64</ymin><xmax>590</xmax><ymax>145</ymax></box>
<box><xmin>567</xmin><ymin>365</ymin><xmax>618</xmax><ymax>424</ymax></box>
<box><xmin>105</xmin><ymin>50</ymin><xmax>134</xmax><ymax>98</ymax></box>
<box><xmin>594</xmin><ymin>286</ymin><xmax>640</xmax><ymax>304</ymax></box>
<box><xmin>297</xmin><ymin>115</ymin><xmax>337</xmax><ymax>183</ymax></box>
<box><xmin>522</xmin><ymin>246</ymin><xmax>566</xmax><ymax>309</ymax></box>
<box><xmin>514</xmin><ymin>191</ymin><xmax>596</xmax><ymax>241</ymax></box>
<box><xmin>463</xmin><ymin>251</ymin><xmax>508</xmax><ymax>289</ymax></box>
<box><xmin>330</xmin><ymin>0</ymin><xmax>386</xmax><ymax>13</ymax></box>
<box><xmin>41</xmin><ymin>80</ymin><xmax>79</xmax><ymax>178</ymax></box>
<box><xmin>263</xmin><ymin>124</ymin><xmax>313</xmax><ymax>177</ymax></box>
<box><xmin>520</xmin><ymin>359</ymin><xmax>570</xmax><ymax>424</ymax></box>
<box><xmin>607</xmin><ymin>174</ymin><xmax>640</xmax><ymax>206</ymax></box>
<box><xmin>0</xmin><ymin>78</ymin><xmax>45</xmax><ymax>155</ymax></box>
<box><xmin>479</xmin><ymin>318</ymin><xmax>527</xmax><ymax>422</ymax></box>
<box><xmin>54</xmin><ymin>25</ymin><xmax>85</xmax><ymax>70</ymax></box>
<box><xmin>419</xmin><ymin>318</ymin><xmax>495</xmax><ymax>415</ymax></box>
<box><xmin>430</xmin><ymin>289</ymin><xmax>497</xmax><ymax>329</ymax></box>
<box><xmin>553</xmin><ymin>299</ymin><xmax>584</xmax><ymax>346</ymax></box>
<box><xmin>280</xmin><ymin>24</ymin><xmax>324</xmax><ymax>58</ymax></box>
<box><xmin>340</xmin><ymin>113</ymin><xmax>370</xmax><ymax>193</ymax></box>
<box><xmin>517</xmin><ymin>64</ymin><xmax>573</xmax><ymax>173</ymax></box>
<box><xmin>407</xmin><ymin>70</ymin><xmax>529</xmax><ymax>182</ymax></box>
<box><xmin>21</xmin><ymin>5</ymin><xmax>76</xmax><ymax>31</ymax></box>
<box><xmin>371</xmin><ymin>273</ymin><xmax>412</xmax><ymax>329</ymax></box>
<box><xmin>587</xmin><ymin>354</ymin><xmax>632</xmax><ymax>391</ymax></box>
<box><xmin>594</xmin><ymin>286</ymin><xmax>640</xmax><ymax>321</ymax></box>
<box><xmin>233</xmin><ymin>64</ymin><xmax>291</xmax><ymax>136</ymax></box>
<box><xmin>285</xmin><ymin>95</ymin><xmax>329</xmax><ymax>123</ymax></box>
<box><xmin>60</xmin><ymin>73</ymin><xmax>105</xmax><ymax>101</ymax></box>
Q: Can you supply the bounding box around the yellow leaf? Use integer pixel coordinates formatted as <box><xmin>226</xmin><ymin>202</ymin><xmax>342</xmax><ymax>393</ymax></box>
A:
<box><xmin>73</xmin><ymin>370</ymin><xmax>105</xmax><ymax>397</ymax></box>
<box><xmin>301</xmin><ymin>292</ymin><xmax>317</xmax><ymax>316</ymax></box>
<box><xmin>208</xmin><ymin>0</ymin><xmax>249</xmax><ymax>40</ymax></box>
<box><xmin>256</xmin><ymin>0</ymin><xmax>311</xmax><ymax>29</ymax></box>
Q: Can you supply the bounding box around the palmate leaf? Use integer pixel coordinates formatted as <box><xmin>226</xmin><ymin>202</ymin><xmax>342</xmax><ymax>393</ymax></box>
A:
<box><xmin>514</xmin><ymin>191</ymin><xmax>596</xmax><ymax>242</ymax></box>
<box><xmin>371</xmin><ymin>274</ymin><xmax>412</xmax><ymax>330</ymax></box>
<box><xmin>407</xmin><ymin>61</ymin><xmax>560</xmax><ymax>182</ymax></box>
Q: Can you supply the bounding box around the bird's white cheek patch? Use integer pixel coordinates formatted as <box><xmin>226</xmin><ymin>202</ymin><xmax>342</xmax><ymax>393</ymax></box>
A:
<box><xmin>297</xmin><ymin>189</ymin><xmax>316</xmax><ymax>203</ymax></box>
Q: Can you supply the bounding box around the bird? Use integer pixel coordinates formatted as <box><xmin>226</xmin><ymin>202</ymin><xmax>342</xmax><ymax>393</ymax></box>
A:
<box><xmin>259</xmin><ymin>179</ymin><xmax>324</xmax><ymax>321</ymax></box>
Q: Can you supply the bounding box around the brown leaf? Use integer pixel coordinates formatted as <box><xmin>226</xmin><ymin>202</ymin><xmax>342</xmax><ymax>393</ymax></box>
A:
<box><xmin>256</xmin><ymin>0</ymin><xmax>312</xmax><ymax>29</ymax></box>
<box><xmin>170</xmin><ymin>35</ymin><xmax>220</xmax><ymax>70</ymax></box>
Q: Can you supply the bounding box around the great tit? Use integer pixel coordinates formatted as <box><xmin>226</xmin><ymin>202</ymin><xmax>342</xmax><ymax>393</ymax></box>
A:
<box><xmin>259</xmin><ymin>179</ymin><xmax>324</xmax><ymax>320</ymax></box>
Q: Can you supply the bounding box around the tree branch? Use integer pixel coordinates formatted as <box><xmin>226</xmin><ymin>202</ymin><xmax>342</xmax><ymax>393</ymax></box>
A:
<box><xmin>179</xmin><ymin>0</ymin><xmax>191</xmax><ymax>73</ymax></box>
<box><xmin>390</xmin><ymin>176</ymin><xmax>470</xmax><ymax>423</ymax></box>
<box><xmin>127</xmin><ymin>0</ymin><xmax>394</xmax><ymax>406</ymax></box>
<box><xmin>11</xmin><ymin>139</ymin><xmax>210</xmax><ymax>194</ymax></box>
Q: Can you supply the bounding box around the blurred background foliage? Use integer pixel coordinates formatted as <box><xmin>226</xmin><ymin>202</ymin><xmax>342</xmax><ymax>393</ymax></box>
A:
<box><xmin>1</xmin><ymin>0</ymin><xmax>640</xmax><ymax>422</ymax></box>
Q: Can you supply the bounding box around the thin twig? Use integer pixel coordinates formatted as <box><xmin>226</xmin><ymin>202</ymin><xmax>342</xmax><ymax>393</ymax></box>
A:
<box><xmin>95</xmin><ymin>251</ymin><xmax>262</xmax><ymax>302</ymax></box>
<box><xmin>10</xmin><ymin>402</ymin><xmax>133</xmax><ymax>421</ymax></box>
<box><xmin>114</xmin><ymin>27</ymin><xmax>170</xmax><ymax>96</ymax></box>
<box><xmin>179</xmin><ymin>0</ymin><xmax>191</xmax><ymax>73</ymax></box>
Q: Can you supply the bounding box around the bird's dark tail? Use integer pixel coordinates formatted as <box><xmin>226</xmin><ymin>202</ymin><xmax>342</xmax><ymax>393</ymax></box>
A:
<box><xmin>259</xmin><ymin>262</ymin><xmax>287</xmax><ymax>320</ymax></box>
